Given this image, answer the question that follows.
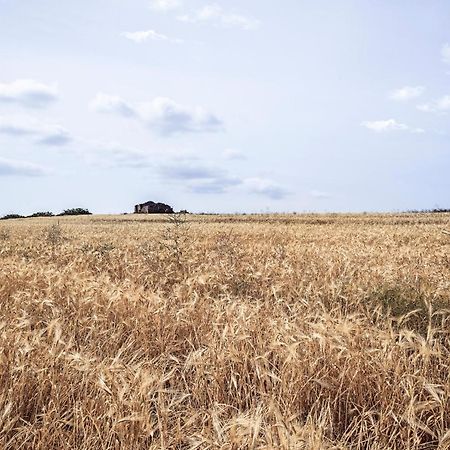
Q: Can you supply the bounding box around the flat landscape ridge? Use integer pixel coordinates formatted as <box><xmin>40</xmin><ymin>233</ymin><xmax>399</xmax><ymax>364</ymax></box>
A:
<box><xmin>0</xmin><ymin>213</ymin><xmax>449</xmax><ymax>449</ymax></box>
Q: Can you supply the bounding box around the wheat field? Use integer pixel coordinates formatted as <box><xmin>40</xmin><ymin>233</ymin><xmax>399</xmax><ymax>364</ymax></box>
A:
<box><xmin>0</xmin><ymin>213</ymin><xmax>449</xmax><ymax>449</ymax></box>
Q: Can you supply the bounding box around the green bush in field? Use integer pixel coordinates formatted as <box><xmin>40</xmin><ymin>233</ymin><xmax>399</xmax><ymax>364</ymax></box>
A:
<box><xmin>28</xmin><ymin>212</ymin><xmax>54</xmax><ymax>218</ymax></box>
<box><xmin>59</xmin><ymin>208</ymin><xmax>92</xmax><ymax>216</ymax></box>
<box><xmin>0</xmin><ymin>214</ymin><xmax>25</xmax><ymax>220</ymax></box>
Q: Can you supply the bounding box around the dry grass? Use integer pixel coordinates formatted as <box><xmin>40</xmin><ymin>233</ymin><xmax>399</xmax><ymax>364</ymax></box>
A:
<box><xmin>0</xmin><ymin>213</ymin><xmax>449</xmax><ymax>449</ymax></box>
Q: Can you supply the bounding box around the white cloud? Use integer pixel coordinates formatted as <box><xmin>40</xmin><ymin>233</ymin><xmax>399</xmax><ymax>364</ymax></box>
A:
<box><xmin>0</xmin><ymin>157</ymin><xmax>49</xmax><ymax>177</ymax></box>
<box><xmin>76</xmin><ymin>141</ymin><xmax>240</xmax><ymax>194</ymax></box>
<box><xmin>158</xmin><ymin>160</ymin><xmax>222</xmax><ymax>180</ymax></box>
<box><xmin>121</xmin><ymin>30</ymin><xmax>183</xmax><ymax>44</ymax></box>
<box><xmin>154</xmin><ymin>159</ymin><xmax>240</xmax><ymax>193</ymax></box>
<box><xmin>58</xmin><ymin>131</ymin><xmax>286</xmax><ymax>199</ymax></box>
<box><xmin>177</xmin><ymin>4</ymin><xmax>261</xmax><ymax>31</ymax></box>
<box><xmin>417</xmin><ymin>95</ymin><xmax>450</xmax><ymax>113</ymax></box>
<box><xmin>0</xmin><ymin>115</ymin><xmax>72</xmax><ymax>145</ymax></box>
<box><xmin>0</xmin><ymin>79</ymin><xmax>58</xmax><ymax>108</ymax></box>
<box><xmin>140</xmin><ymin>97</ymin><xmax>223</xmax><ymax>134</ymax></box>
<box><xmin>188</xmin><ymin>176</ymin><xmax>241</xmax><ymax>194</ymax></box>
<box><xmin>416</xmin><ymin>104</ymin><xmax>434</xmax><ymax>113</ymax></box>
<box><xmin>441</xmin><ymin>43</ymin><xmax>450</xmax><ymax>64</ymax></box>
<box><xmin>90</xmin><ymin>93</ymin><xmax>223</xmax><ymax>135</ymax></box>
<box><xmin>435</xmin><ymin>95</ymin><xmax>450</xmax><ymax>110</ymax></box>
<box><xmin>243</xmin><ymin>177</ymin><xmax>289</xmax><ymax>199</ymax></box>
<box><xmin>361</xmin><ymin>119</ymin><xmax>424</xmax><ymax>134</ymax></box>
<box><xmin>389</xmin><ymin>86</ymin><xmax>425</xmax><ymax>101</ymax></box>
<box><xmin>149</xmin><ymin>0</ymin><xmax>181</xmax><ymax>12</ymax></box>
<box><xmin>157</xmin><ymin>161</ymin><xmax>288</xmax><ymax>197</ymax></box>
<box><xmin>361</xmin><ymin>119</ymin><xmax>408</xmax><ymax>132</ymax></box>
<box><xmin>223</xmin><ymin>148</ymin><xmax>246</xmax><ymax>160</ymax></box>
<box><xmin>79</xmin><ymin>141</ymin><xmax>223</xmax><ymax>179</ymax></box>
<box><xmin>72</xmin><ymin>138</ymin><xmax>288</xmax><ymax>198</ymax></box>
<box><xmin>89</xmin><ymin>93</ymin><xmax>136</xmax><ymax>117</ymax></box>
<box><xmin>38</xmin><ymin>128</ymin><xmax>72</xmax><ymax>146</ymax></box>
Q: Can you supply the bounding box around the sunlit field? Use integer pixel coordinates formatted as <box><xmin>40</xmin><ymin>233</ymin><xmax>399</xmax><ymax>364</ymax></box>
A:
<box><xmin>0</xmin><ymin>213</ymin><xmax>449</xmax><ymax>449</ymax></box>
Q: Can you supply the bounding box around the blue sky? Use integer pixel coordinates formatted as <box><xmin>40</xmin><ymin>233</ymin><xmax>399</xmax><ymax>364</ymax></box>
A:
<box><xmin>0</xmin><ymin>0</ymin><xmax>449</xmax><ymax>214</ymax></box>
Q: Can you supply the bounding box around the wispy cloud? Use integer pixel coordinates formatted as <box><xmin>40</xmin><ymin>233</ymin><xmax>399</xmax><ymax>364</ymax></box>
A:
<box><xmin>121</xmin><ymin>30</ymin><xmax>183</xmax><ymax>44</ymax></box>
<box><xmin>243</xmin><ymin>177</ymin><xmax>289</xmax><ymax>199</ymax></box>
<box><xmin>188</xmin><ymin>177</ymin><xmax>241</xmax><ymax>194</ymax></box>
<box><xmin>0</xmin><ymin>79</ymin><xmax>58</xmax><ymax>108</ymax></box>
<box><xmin>361</xmin><ymin>119</ymin><xmax>424</xmax><ymax>134</ymax></box>
<box><xmin>0</xmin><ymin>115</ymin><xmax>72</xmax><ymax>145</ymax></box>
<box><xmin>177</xmin><ymin>4</ymin><xmax>261</xmax><ymax>31</ymax></box>
<box><xmin>158</xmin><ymin>160</ymin><xmax>221</xmax><ymax>180</ymax></box>
<box><xmin>441</xmin><ymin>43</ymin><xmax>450</xmax><ymax>64</ymax></box>
<box><xmin>157</xmin><ymin>161</ymin><xmax>287</xmax><ymax>197</ymax></box>
<box><xmin>417</xmin><ymin>95</ymin><xmax>450</xmax><ymax>113</ymax></box>
<box><xmin>389</xmin><ymin>86</ymin><xmax>425</xmax><ymax>101</ymax></box>
<box><xmin>223</xmin><ymin>148</ymin><xmax>246</xmax><ymax>160</ymax></box>
<box><xmin>0</xmin><ymin>157</ymin><xmax>50</xmax><ymax>177</ymax></box>
<box><xmin>149</xmin><ymin>0</ymin><xmax>182</xmax><ymax>12</ymax></box>
<box><xmin>75</xmin><ymin>138</ymin><xmax>288</xmax><ymax>198</ymax></box>
<box><xmin>79</xmin><ymin>140</ymin><xmax>153</xmax><ymax>168</ymax></box>
<box><xmin>310</xmin><ymin>190</ymin><xmax>332</xmax><ymax>199</ymax></box>
<box><xmin>158</xmin><ymin>159</ymin><xmax>241</xmax><ymax>193</ymax></box>
<box><xmin>141</xmin><ymin>97</ymin><xmax>223</xmax><ymax>134</ymax></box>
<box><xmin>90</xmin><ymin>93</ymin><xmax>223</xmax><ymax>135</ymax></box>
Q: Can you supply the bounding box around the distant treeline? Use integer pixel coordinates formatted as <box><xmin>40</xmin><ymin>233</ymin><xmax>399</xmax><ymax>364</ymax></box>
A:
<box><xmin>1</xmin><ymin>208</ymin><xmax>92</xmax><ymax>220</ymax></box>
<box><xmin>408</xmin><ymin>208</ymin><xmax>450</xmax><ymax>214</ymax></box>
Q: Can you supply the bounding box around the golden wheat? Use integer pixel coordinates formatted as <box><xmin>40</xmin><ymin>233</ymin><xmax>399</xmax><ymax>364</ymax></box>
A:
<box><xmin>0</xmin><ymin>213</ymin><xmax>449</xmax><ymax>449</ymax></box>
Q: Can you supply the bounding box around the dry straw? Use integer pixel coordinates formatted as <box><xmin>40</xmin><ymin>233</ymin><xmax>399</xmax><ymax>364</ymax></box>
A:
<box><xmin>0</xmin><ymin>213</ymin><xmax>449</xmax><ymax>449</ymax></box>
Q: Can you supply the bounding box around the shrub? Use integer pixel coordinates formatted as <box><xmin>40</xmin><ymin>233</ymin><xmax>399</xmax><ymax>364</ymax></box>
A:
<box><xmin>0</xmin><ymin>214</ymin><xmax>25</xmax><ymax>220</ymax></box>
<box><xmin>28</xmin><ymin>211</ymin><xmax>54</xmax><ymax>218</ymax></box>
<box><xmin>59</xmin><ymin>208</ymin><xmax>92</xmax><ymax>216</ymax></box>
<box><xmin>408</xmin><ymin>208</ymin><xmax>450</xmax><ymax>213</ymax></box>
<box><xmin>44</xmin><ymin>223</ymin><xmax>65</xmax><ymax>248</ymax></box>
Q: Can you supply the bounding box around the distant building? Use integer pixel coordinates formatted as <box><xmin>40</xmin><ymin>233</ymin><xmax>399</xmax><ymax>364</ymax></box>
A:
<box><xmin>134</xmin><ymin>201</ymin><xmax>174</xmax><ymax>214</ymax></box>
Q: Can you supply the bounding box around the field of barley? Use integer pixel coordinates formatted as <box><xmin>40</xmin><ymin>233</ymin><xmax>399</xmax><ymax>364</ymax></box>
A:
<box><xmin>0</xmin><ymin>213</ymin><xmax>449</xmax><ymax>449</ymax></box>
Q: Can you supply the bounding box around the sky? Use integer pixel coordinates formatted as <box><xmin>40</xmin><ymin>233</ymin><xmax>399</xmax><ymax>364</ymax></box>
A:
<box><xmin>0</xmin><ymin>0</ymin><xmax>449</xmax><ymax>214</ymax></box>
